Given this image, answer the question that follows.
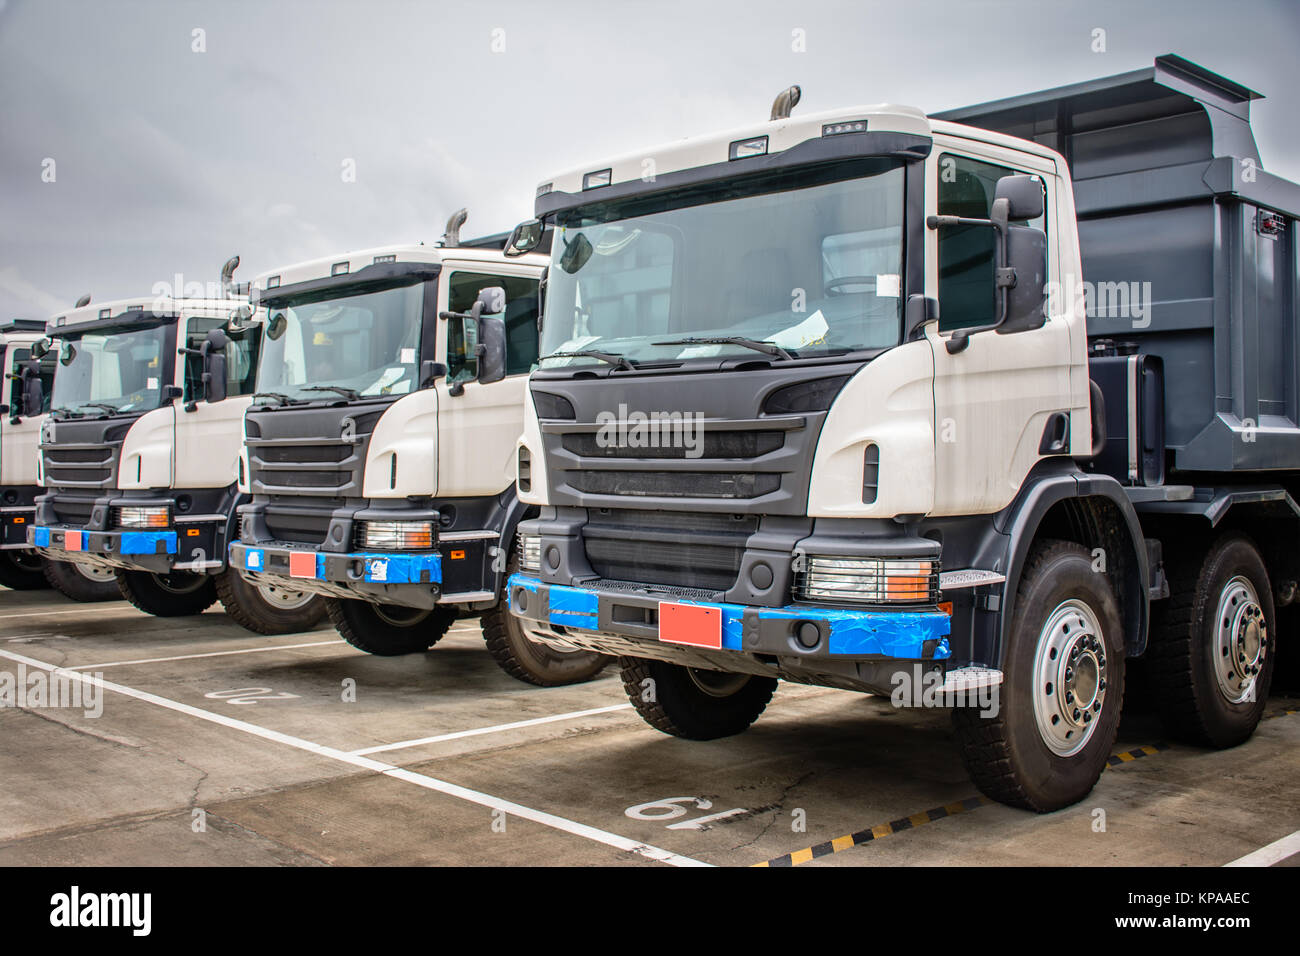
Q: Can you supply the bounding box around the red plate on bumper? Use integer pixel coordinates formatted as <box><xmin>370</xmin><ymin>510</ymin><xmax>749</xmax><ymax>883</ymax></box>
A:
<box><xmin>288</xmin><ymin>552</ymin><xmax>316</xmax><ymax>578</ymax></box>
<box><xmin>658</xmin><ymin>602</ymin><xmax>722</xmax><ymax>648</ymax></box>
<box><xmin>64</xmin><ymin>531</ymin><xmax>83</xmax><ymax>552</ymax></box>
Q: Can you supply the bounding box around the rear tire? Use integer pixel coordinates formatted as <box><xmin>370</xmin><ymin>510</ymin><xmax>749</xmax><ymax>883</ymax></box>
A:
<box><xmin>620</xmin><ymin>657</ymin><xmax>776</xmax><ymax>740</ymax></box>
<box><xmin>0</xmin><ymin>550</ymin><xmax>49</xmax><ymax>591</ymax></box>
<box><xmin>116</xmin><ymin>569</ymin><xmax>218</xmax><ymax>617</ymax></box>
<box><xmin>215</xmin><ymin>571</ymin><xmax>327</xmax><ymax>635</ymax></box>
<box><xmin>953</xmin><ymin>539</ymin><xmax>1125</xmax><ymax>812</ymax></box>
<box><xmin>42</xmin><ymin>558</ymin><xmax>119</xmax><ymax>602</ymax></box>
<box><xmin>1145</xmin><ymin>533</ymin><xmax>1274</xmax><ymax>748</ymax></box>
<box><xmin>325</xmin><ymin>598</ymin><xmax>456</xmax><ymax>656</ymax></box>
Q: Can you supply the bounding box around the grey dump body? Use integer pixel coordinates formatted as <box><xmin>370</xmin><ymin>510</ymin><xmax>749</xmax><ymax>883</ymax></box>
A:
<box><xmin>937</xmin><ymin>53</ymin><xmax>1300</xmax><ymax>485</ymax></box>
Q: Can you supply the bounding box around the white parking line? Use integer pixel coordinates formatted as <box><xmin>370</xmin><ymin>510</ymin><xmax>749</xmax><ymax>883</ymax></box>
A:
<box><xmin>65</xmin><ymin>639</ymin><xmax>346</xmax><ymax>671</ymax></box>
<box><xmin>0</xmin><ymin>648</ymin><xmax>708</xmax><ymax>867</ymax></box>
<box><xmin>351</xmin><ymin>703</ymin><xmax>635</xmax><ymax>755</ymax></box>
<box><xmin>1224</xmin><ymin>828</ymin><xmax>1300</xmax><ymax>867</ymax></box>
<box><xmin>0</xmin><ymin>605</ymin><xmax>134</xmax><ymax>621</ymax></box>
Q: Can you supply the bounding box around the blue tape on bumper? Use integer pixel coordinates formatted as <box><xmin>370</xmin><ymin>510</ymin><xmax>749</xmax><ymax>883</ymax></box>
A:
<box><xmin>234</xmin><ymin>543</ymin><xmax>441</xmax><ymax>585</ymax></box>
<box><xmin>119</xmin><ymin>531</ymin><xmax>177</xmax><ymax>555</ymax></box>
<box><xmin>32</xmin><ymin>527</ymin><xmax>50</xmax><ymax>547</ymax></box>
<box><xmin>507</xmin><ymin>574</ymin><xmax>951</xmax><ymax>660</ymax></box>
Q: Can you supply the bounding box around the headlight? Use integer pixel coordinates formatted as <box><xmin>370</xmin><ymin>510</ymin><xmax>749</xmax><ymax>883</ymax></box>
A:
<box><xmin>114</xmin><ymin>505</ymin><xmax>170</xmax><ymax>529</ymax></box>
<box><xmin>795</xmin><ymin>555</ymin><xmax>938</xmax><ymax>604</ymax></box>
<box><xmin>357</xmin><ymin>520</ymin><xmax>434</xmax><ymax>551</ymax></box>
<box><xmin>518</xmin><ymin>532</ymin><xmax>541</xmax><ymax>573</ymax></box>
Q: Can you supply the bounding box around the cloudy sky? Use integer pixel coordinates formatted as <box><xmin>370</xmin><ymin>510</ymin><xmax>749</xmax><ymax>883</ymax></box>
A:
<box><xmin>2</xmin><ymin>0</ymin><xmax>1297</xmax><ymax>318</ymax></box>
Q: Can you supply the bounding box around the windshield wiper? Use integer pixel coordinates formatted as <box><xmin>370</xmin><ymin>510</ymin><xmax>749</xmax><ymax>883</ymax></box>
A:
<box><xmin>50</xmin><ymin>406</ymin><xmax>82</xmax><ymax>419</ymax></box>
<box><xmin>651</xmin><ymin>336</ymin><xmax>794</xmax><ymax>361</ymax></box>
<box><xmin>299</xmin><ymin>384</ymin><xmax>362</xmax><ymax>401</ymax></box>
<box><xmin>540</xmin><ymin>349</ymin><xmax>636</xmax><ymax>370</ymax></box>
<box><xmin>251</xmin><ymin>392</ymin><xmax>305</xmax><ymax>407</ymax></box>
<box><xmin>75</xmin><ymin>402</ymin><xmax>120</xmax><ymax>415</ymax></box>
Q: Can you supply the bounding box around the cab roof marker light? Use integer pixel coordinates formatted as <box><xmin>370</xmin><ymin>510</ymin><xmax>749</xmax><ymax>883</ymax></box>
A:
<box><xmin>729</xmin><ymin>135</ymin><xmax>769</xmax><ymax>160</ymax></box>
<box><xmin>267</xmin><ymin>276</ymin><xmax>281</xmax><ymax>289</ymax></box>
<box><xmin>98</xmin><ymin>309</ymin><xmax>110</xmax><ymax>319</ymax></box>
<box><xmin>582</xmin><ymin>169</ymin><xmax>612</xmax><ymax>190</ymax></box>
<box><xmin>536</xmin><ymin>182</ymin><xmax>553</xmax><ymax>198</ymax></box>
<box><xmin>373</xmin><ymin>254</ymin><xmax>397</xmax><ymax>264</ymax></box>
<box><xmin>331</xmin><ymin>261</ymin><xmax>350</xmax><ymax>276</ymax></box>
<box><xmin>57</xmin><ymin>316</ymin><xmax>67</xmax><ymax>326</ymax></box>
<box><xmin>823</xmin><ymin>120</ymin><xmax>869</xmax><ymax>136</ymax></box>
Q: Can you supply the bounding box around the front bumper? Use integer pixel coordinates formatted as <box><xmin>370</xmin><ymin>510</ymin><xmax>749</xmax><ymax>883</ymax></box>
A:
<box><xmin>230</xmin><ymin>541</ymin><xmax>445</xmax><ymax>609</ymax></box>
<box><xmin>507</xmin><ymin>573</ymin><xmax>951</xmax><ymax>694</ymax></box>
<box><xmin>30</xmin><ymin>525</ymin><xmax>179</xmax><ymax>574</ymax></box>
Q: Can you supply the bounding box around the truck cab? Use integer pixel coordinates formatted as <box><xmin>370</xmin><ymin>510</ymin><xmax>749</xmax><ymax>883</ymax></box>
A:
<box><xmin>507</xmin><ymin>57</ymin><xmax>1296</xmax><ymax>811</ymax></box>
<box><xmin>228</xmin><ymin>215</ymin><xmax>608</xmax><ymax>685</ymax></box>
<box><xmin>29</xmin><ymin>261</ymin><xmax>326</xmax><ymax>632</ymax></box>
<box><xmin>0</xmin><ymin>319</ymin><xmax>74</xmax><ymax>592</ymax></box>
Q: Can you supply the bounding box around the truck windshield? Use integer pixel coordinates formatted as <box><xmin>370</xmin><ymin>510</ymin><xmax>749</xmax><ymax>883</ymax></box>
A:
<box><xmin>257</xmin><ymin>280</ymin><xmax>426</xmax><ymax>401</ymax></box>
<box><xmin>541</xmin><ymin>158</ymin><xmax>905</xmax><ymax>367</ymax></box>
<box><xmin>49</xmin><ymin>324</ymin><xmax>171</xmax><ymax>416</ymax></box>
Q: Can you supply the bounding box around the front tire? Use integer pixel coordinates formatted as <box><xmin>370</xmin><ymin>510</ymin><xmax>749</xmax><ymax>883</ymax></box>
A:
<box><xmin>116</xmin><ymin>569</ymin><xmax>218</xmax><ymax>617</ymax></box>
<box><xmin>325</xmin><ymin>598</ymin><xmax>457</xmax><ymax>656</ymax></box>
<box><xmin>0</xmin><ymin>550</ymin><xmax>49</xmax><ymax>591</ymax></box>
<box><xmin>482</xmin><ymin>604</ymin><xmax>610</xmax><ymax>686</ymax></box>
<box><xmin>215</xmin><ymin>571</ymin><xmax>327</xmax><ymax>635</ymax></box>
<box><xmin>43</xmin><ymin>558</ymin><xmax>119</xmax><ymax>602</ymax></box>
<box><xmin>1145</xmin><ymin>533</ymin><xmax>1274</xmax><ymax>748</ymax></box>
<box><xmin>621</xmin><ymin>657</ymin><xmax>777</xmax><ymax>740</ymax></box>
<box><xmin>953</xmin><ymin>539</ymin><xmax>1125</xmax><ymax>812</ymax></box>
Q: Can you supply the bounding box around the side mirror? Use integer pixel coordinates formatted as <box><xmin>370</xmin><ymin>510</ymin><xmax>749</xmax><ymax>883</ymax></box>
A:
<box><xmin>21</xmin><ymin>362</ymin><xmax>44</xmax><ymax>418</ymax></box>
<box><xmin>29</xmin><ymin>337</ymin><xmax>51</xmax><ymax>360</ymax></box>
<box><xmin>505</xmin><ymin>219</ymin><xmax>543</xmax><ymax>257</ymax></box>
<box><xmin>203</xmin><ymin>328</ymin><xmax>229</xmax><ymax>404</ymax></box>
<box><xmin>476</xmin><ymin>316</ymin><xmax>507</xmax><ymax>386</ymax></box>
<box><xmin>997</xmin><ymin>224</ymin><xmax>1047</xmax><ymax>335</ymax></box>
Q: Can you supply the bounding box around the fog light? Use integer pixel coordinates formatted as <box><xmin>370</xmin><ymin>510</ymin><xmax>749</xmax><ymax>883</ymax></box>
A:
<box><xmin>518</xmin><ymin>533</ymin><xmax>541</xmax><ymax>573</ymax></box>
<box><xmin>114</xmin><ymin>505</ymin><xmax>170</xmax><ymax>529</ymax></box>
<box><xmin>357</xmin><ymin>520</ymin><xmax>434</xmax><ymax>550</ymax></box>
<box><xmin>795</xmin><ymin>555</ymin><xmax>938</xmax><ymax>604</ymax></box>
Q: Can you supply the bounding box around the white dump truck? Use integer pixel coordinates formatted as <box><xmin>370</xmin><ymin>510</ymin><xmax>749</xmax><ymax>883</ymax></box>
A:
<box><xmin>1</xmin><ymin>316</ymin><xmax>117</xmax><ymax>599</ymax></box>
<box><xmin>506</xmin><ymin>56</ymin><xmax>1297</xmax><ymax>810</ymax></box>
<box><xmin>29</xmin><ymin>259</ymin><xmax>326</xmax><ymax>632</ymax></box>
<box><xmin>227</xmin><ymin>213</ymin><xmax>609</xmax><ymax>685</ymax></box>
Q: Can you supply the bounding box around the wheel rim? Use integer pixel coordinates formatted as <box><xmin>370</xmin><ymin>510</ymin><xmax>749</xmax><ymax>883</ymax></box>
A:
<box><xmin>373</xmin><ymin>604</ymin><xmax>431</xmax><ymax>628</ymax></box>
<box><xmin>256</xmin><ymin>583</ymin><xmax>315</xmax><ymax>611</ymax></box>
<box><xmin>686</xmin><ymin>668</ymin><xmax>751</xmax><ymax>698</ymax></box>
<box><xmin>1213</xmin><ymin>575</ymin><xmax>1266</xmax><ymax>704</ymax></box>
<box><xmin>154</xmin><ymin>572</ymin><xmax>208</xmax><ymax>594</ymax></box>
<box><xmin>74</xmin><ymin>563</ymin><xmax>115</xmax><ymax>582</ymax></box>
<box><xmin>11</xmin><ymin>551</ymin><xmax>43</xmax><ymax>573</ymax></box>
<box><xmin>1033</xmin><ymin>599</ymin><xmax>1109</xmax><ymax>756</ymax></box>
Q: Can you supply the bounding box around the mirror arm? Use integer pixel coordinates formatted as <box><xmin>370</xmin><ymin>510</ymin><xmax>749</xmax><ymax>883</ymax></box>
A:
<box><xmin>927</xmin><ymin>213</ymin><xmax>1011</xmax><ymax>354</ymax></box>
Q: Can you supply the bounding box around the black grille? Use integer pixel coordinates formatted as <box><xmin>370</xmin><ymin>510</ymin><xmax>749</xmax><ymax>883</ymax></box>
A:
<box><xmin>264</xmin><ymin>507</ymin><xmax>332</xmax><ymax>545</ymax></box>
<box><xmin>51</xmin><ymin>497</ymin><xmax>95</xmax><ymax>526</ymax></box>
<box><xmin>569</xmin><ymin>471</ymin><xmax>781</xmax><ymax>499</ymax></box>
<box><xmin>44</xmin><ymin>446</ymin><xmax>116</xmax><ymax>488</ymax></box>
<box><xmin>583</xmin><ymin>509</ymin><xmax>756</xmax><ymax>591</ymax></box>
<box><xmin>561</xmin><ymin>430</ymin><xmax>785</xmax><ymax>460</ymax></box>
<box><xmin>245</xmin><ymin>407</ymin><xmax>384</xmax><ymax>498</ymax></box>
<box><xmin>258</xmin><ymin>445</ymin><xmax>350</xmax><ymax>464</ymax></box>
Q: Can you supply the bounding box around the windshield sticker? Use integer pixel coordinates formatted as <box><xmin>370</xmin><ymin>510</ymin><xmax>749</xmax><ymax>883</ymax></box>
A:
<box><xmin>676</xmin><ymin>344</ymin><xmax>724</xmax><ymax>359</ymax></box>
<box><xmin>770</xmin><ymin>309</ymin><xmax>829</xmax><ymax>350</ymax></box>
<box><xmin>544</xmin><ymin>334</ymin><xmax>601</xmax><ymax>365</ymax></box>
<box><xmin>876</xmin><ymin>274</ymin><xmax>900</xmax><ymax>297</ymax></box>
<box><xmin>400</xmin><ymin>348</ymin><xmax>416</xmax><ymax>364</ymax></box>
<box><xmin>146</xmin><ymin>377</ymin><xmax>158</xmax><ymax>390</ymax></box>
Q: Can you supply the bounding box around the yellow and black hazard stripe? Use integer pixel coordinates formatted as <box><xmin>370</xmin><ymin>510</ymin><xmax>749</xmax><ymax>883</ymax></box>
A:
<box><xmin>756</xmin><ymin>740</ymin><xmax>1178</xmax><ymax>868</ymax></box>
<box><xmin>753</xmin><ymin>796</ymin><xmax>990</xmax><ymax>867</ymax></box>
<box><xmin>1105</xmin><ymin>742</ymin><xmax>1167</xmax><ymax>766</ymax></box>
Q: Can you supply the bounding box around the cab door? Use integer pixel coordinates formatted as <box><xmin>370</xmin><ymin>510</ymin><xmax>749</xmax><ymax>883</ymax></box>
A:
<box><xmin>434</xmin><ymin>263</ymin><xmax>542</xmax><ymax>498</ymax></box>
<box><xmin>926</xmin><ymin>142</ymin><xmax>1075</xmax><ymax>517</ymax></box>
<box><xmin>172</xmin><ymin>315</ymin><xmax>258</xmax><ymax>489</ymax></box>
<box><xmin>1</xmin><ymin>341</ymin><xmax>53</xmax><ymax>488</ymax></box>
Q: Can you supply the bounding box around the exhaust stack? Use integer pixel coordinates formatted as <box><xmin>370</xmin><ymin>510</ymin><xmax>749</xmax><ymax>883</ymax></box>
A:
<box><xmin>441</xmin><ymin>208</ymin><xmax>468</xmax><ymax>248</ymax></box>
<box><xmin>770</xmin><ymin>85</ymin><xmax>801</xmax><ymax>120</ymax></box>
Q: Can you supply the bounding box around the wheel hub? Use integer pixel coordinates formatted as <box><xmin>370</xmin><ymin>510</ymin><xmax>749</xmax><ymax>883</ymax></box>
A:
<box><xmin>256</xmin><ymin>583</ymin><xmax>315</xmax><ymax>610</ymax></box>
<box><xmin>1034</xmin><ymin>600</ymin><xmax>1108</xmax><ymax>756</ymax></box>
<box><xmin>75</xmin><ymin>563</ymin><xmax>116</xmax><ymax>582</ymax></box>
<box><xmin>1214</xmin><ymin>576</ymin><xmax>1266</xmax><ymax>704</ymax></box>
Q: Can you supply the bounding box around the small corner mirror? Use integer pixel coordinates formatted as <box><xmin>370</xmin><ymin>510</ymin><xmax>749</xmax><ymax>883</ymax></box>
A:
<box><xmin>266</xmin><ymin>312</ymin><xmax>288</xmax><ymax>342</ymax></box>
<box><xmin>476</xmin><ymin>286</ymin><xmax>507</xmax><ymax>315</ymax></box>
<box><xmin>993</xmin><ymin>174</ymin><xmax>1044</xmax><ymax>223</ymax></box>
<box><xmin>505</xmin><ymin>219</ymin><xmax>543</xmax><ymax>257</ymax></box>
<box><xmin>558</xmin><ymin>232</ymin><xmax>593</xmax><ymax>275</ymax></box>
<box><xmin>29</xmin><ymin>337</ymin><xmax>50</xmax><ymax>360</ymax></box>
<box><xmin>58</xmin><ymin>340</ymin><xmax>77</xmax><ymax>366</ymax></box>
<box><xmin>229</xmin><ymin>304</ymin><xmax>253</xmax><ymax>330</ymax></box>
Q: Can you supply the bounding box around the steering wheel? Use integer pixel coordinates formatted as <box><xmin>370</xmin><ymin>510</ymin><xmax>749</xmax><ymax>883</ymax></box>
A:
<box><xmin>824</xmin><ymin>275</ymin><xmax>877</xmax><ymax>296</ymax></box>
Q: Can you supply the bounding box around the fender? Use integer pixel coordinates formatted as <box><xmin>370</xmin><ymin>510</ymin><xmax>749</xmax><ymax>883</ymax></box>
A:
<box><xmin>990</xmin><ymin>462</ymin><xmax>1150</xmax><ymax>662</ymax></box>
<box><xmin>489</xmin><ymin>485</ymin><xmax>538</xmax><ymax>598</ymax></box>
